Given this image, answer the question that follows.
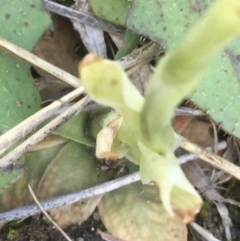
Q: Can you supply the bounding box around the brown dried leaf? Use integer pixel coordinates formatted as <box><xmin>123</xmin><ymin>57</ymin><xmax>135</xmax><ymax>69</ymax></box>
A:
<box><xmin>33</xmin><ymin>15</ymin><xmax>84</xmax><ymax>77</ymax></box>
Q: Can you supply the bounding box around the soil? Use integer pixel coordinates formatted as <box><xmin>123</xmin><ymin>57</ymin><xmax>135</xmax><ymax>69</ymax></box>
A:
<box><xmin>0</xmin><ymin>212</ymin><xmax>105</xmax><ymax>241</ymax></box>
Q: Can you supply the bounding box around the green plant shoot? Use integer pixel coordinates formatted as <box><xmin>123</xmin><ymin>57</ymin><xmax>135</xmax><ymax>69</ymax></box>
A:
<box><xmin>79</xmin><ymin>0</ymin><xmax>240</xmax><ymax>222</ymax></box>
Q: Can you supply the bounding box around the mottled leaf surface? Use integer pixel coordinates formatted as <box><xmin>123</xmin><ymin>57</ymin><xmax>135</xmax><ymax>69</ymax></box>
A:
<box><xmin>0</xmin><ymin>1</ymin><xmax>51</xmax><ymax>133</ymax></box>
<box><xmin>98</xmin><ymin>182</ymin><xmax>187</xmax><ymax>241</ymax></box>
<box><xmin>88</xmin><ymin>0</ymin><xmax>131</xmax><ymax>26</ymax></box>
<box><xmin>127</xmin><ymin>0</ymin><xmax>240</xmax><ymax>137</ymax></box>
<box><xmin>0</xmin><ymin>1</ymin><xmax>51</xmax><ymax>190</ymax></box>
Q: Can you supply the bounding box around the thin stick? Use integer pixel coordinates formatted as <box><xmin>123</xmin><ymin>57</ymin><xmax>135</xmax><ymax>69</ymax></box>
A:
<box><xmin>0</xmin><ymin>141</ymin><xmax>230</xmax><ymax>224</ymax></box>
<box><xmin>43</xmin><ymin>0</ymin><xmax>125</xmax><ymax>35</ymax></box>
<box><xmin>175</xmin><ymin>107</ymin><xmax>205</xmax><ymax>116</ymax></box>
<box><xmin>0</xmin><ymin>41</ymin><xmax>159</xmax><ymax>155</ymax></box>
<box><xmin>178</xmin><ymin>141</ymin><xmax>227</xmax><ymax>164</ymax></box>
<box><xmin>180</xmin><ymin>136</ymin><xmax>240</xmax><ymax>181</ymax></box>
<box><xmin>0</xmin><ymin>37</ymin><xmax>159</xmax><ymax>91</ymax></box>
<box><xmin>28</xmin><ymin>185</ymin><xmax>72</xmax><ymax>241</ymax></box>
<box><xmin>190</xmin><ymin>222</ymin><xmax>221</xmax><ymax>241</ymax></box>
<box><xmin>0</xmin><ymin>37</ymin><xmax>80</xmax><ymax>88</ymax></box>
<box><xmin>0</xmin><ymin>172</ymin><xmax>141</xmax><ymax>224</ymax></box>
<box><xmin>0</xmin><ymin>36</ymin><xmax>159</xmax><ymax>96</ymax></box>
<box><xmin>118</xmin><ymin>43</ymin><xmax>162</xmax><ymax>70</ymax></box>
<box><xmin>0</xmin><ymin>87</ymin><xmax>84</xmax><ymax>154</ymax></box>
<box><xmin>0</xmin><ymin>96</ymin><xmax>90</xmax><ymax>169</ymax></box>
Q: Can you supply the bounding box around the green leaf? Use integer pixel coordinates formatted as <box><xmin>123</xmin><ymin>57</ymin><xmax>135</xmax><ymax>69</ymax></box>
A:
<box><xmin>0</xmin><ymin>139</ymin><xmax>115</xmax><ymax>228</ymax></box>
<box><xmin>126</xmin><ymin>0</ymin><xmax>207</xmax><ymax>50</ymax></box>
<box><xmin>0</xmin><ymin>141</ymin><xmax>64</xmax><ymax>211</ymax></box>
<box><xmin>0</xmin><ymin>2</ymin><xmax>50</xmax><ymax>127</ymax></box>
<box><xmin>191</xmin><ymin>42</ymin><xmax>240</xmax><ymax>137</ymax></box>
<box><xmin>88</xmin><ymin>0</ymin><xmax>131</xmax><ymax>26</ymax></box>
<box><xmin>0</xmin><ymin>0</ymin><xmax>51</xmax><ymax>190</ymax></box>
<box><xmin>0</xmin><ymin>57</ymin><xmax>41</xmax><ymax>134</ymax></box>
<box><xmin>38</xmin><ymin>141</ymin><xmax>112</xmax><ymax>198</ymax></box>
<box><xmin>114</xmin><ymin>30</ymin><xmax>140</xmax><ymax>60</ymax></box>
<box><xmin>37</xmin><ymin>141</ymin><xmax>114</xmax><ymax>227</ymax></box>
<box><xmin>127</xmin><ymin>0</ymin><xmax>240</xmax><ymax>139</ymax></box>
<box><xmin>53</xmin><ymin>112</ymin><xmax>93</xmax><ymax>146</ymax></box>
<box><xmin>137</xmin><ymin>0</ymin><xmax>240</xmax><ymax>152</ymax></box>
<box><xmin>98</xmin><ymin>182</ymin><xmax>187</xmax><ymax>241</ymax></box>
<box><xmin>0</xmin><ymin>0</ymin><xmax>51</xmax><ymax>132</ymax></box>
<box><xmin>0</xmin><ymin>157</ymin><xmax>24</xmax><ymax>193</ymax></box>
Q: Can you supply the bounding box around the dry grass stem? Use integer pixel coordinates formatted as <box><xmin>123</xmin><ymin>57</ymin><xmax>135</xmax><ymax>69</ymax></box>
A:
<box><xmin>180</xmin><ymin>136</ymin><xmax>240</xmax><ymax>180</ymax></box>
<box><xmin>175</xmin><ymin>107</ymin><xmax>205</xmax><ymax>116</ymax></box>
<box><xmin>0</xmin><ymin>87</ymin><xmax>84</xmax><ymax>155</ymax></box>
<box><xmin>178</xmin><ymin>141</ymin><xmax>227</xmax><ymax>164</ymax></box>
<box><xmin>0</xmin><ymin>172</ymin><xmax>141</xmax><ymax>224</ymax></box>
<box><xmin>28</xmin><ymin>185</ymin><xmax>72</xmax><ymax>241</ymax></box>
<box><xmin>0</xmin><ymin>37</ymin><xmax>80</xmax><ymax>88</ymax></box>
<box><xmin>43</xmin><ymin>0</ymin><xmax>125</xmax><ymax>35</ymax></box>
<box><xmin>0</xmin><ymin>38</ymin><xmax>161</xmax><ymax>156</ymax></box>
<box><xmin>118</xmin><ymin>42</ymin><xmax>162</xmax><ymax>71</ymax></box>
<box><xmin>0</xmin><ymin>138</ymin><xmax>231</xmax><ymax>224</ymax></box>
<box><xmin>0</xmin><ymin>96</ymin><xmax>90</xmax><ymax>169</ymax></box>
<box><xmin>190</xmin><ymin>222</ymin><xmax>221</xmax><ymax>241</ymax></box>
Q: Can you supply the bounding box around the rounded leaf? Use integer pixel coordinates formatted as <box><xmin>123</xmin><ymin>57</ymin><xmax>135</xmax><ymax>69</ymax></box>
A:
<box><xmin>98</xmin><ymin>182</ymin><xmax>187</xmax><ymax>241</ymax></box>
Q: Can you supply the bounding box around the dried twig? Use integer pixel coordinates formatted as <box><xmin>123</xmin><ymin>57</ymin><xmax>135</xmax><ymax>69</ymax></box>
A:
<box><xmin>0</xmin><ymin>96</ymin><xmax>90</xmax><ymax>169</ymax></box>
<box><xmin>72</xmin><ymin>0</ymin><xmax>107</xmax><ymax>57</ymax></box>
<box><xmin>183</xmin><ymin>162</ymin><xmax>234</xmax><ymax>240</ymax></box>
<box><xmin>0</xmin><ymin>37</ymin><xmax>84</xmax><ymax>156</ymax></box>
<box><xmin>178</xmin><ymin>141</ymin><xmax>227</xmax><ymax>164</ymax></box>
<box><xmin>0</xmin><ymin>37</ymin><xmax>80</xmax><ymax>88</ymax></box>
<box><xmin>175</xmin><ymin>107</ymin><xmax>205</xmax><ymax>116</ymax></box>
<box><xmin>0</xmin><ymin>40</ymin><xmax>160</xmax><ymax>173</ymax></box>
<box><xmin>43</xmin><ymin>0</ymin><xmax>125</xmax><ymax>35</ymax></box>
<box><xmin>190</xmin><ymin>222</ymin><xmax>221</xmax><ymax>241</ymax></box>
<box><xmin>0</xmin><ymin>140</ymin><xmax>227</xmax><ymax>224</ymax></box>
<box><xmin>215</xmin><ymin>203</ymin><xmax>232</xmax><ymax>241</ymax></box>
<box><xmin>0</xmin><ymin>87</ymin><xmax>84</xmax><ymax>154</ymax></box>
<box><xmin>118</xmin><ymin>42</ymin><xmax>162</xmax><ymax>71</ymax></box>
<box><xmin>0</xmin><ymin>172</ymin><xmax>141</xmax><ymax>224</ymax></box>
<box><xmin>28</xmin><ymin>185</ymin><xmax>72</xmax><ymax>241</ymax></box>
<box><xmin>0</xmin><ymin>140</ymin><xmax>231</xmax><ymax>224</ymax></box>
<box><xmin>180</xmin><ymin>136</ymin><xmax>240</xmax><ymax>180</ymax></box>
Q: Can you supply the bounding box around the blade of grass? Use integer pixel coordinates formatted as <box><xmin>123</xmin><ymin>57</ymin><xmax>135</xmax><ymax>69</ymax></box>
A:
<box><xmin>28</xmin><ymin>185</ymin><xmax>72</xmax><ymax>241</ymax></box>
